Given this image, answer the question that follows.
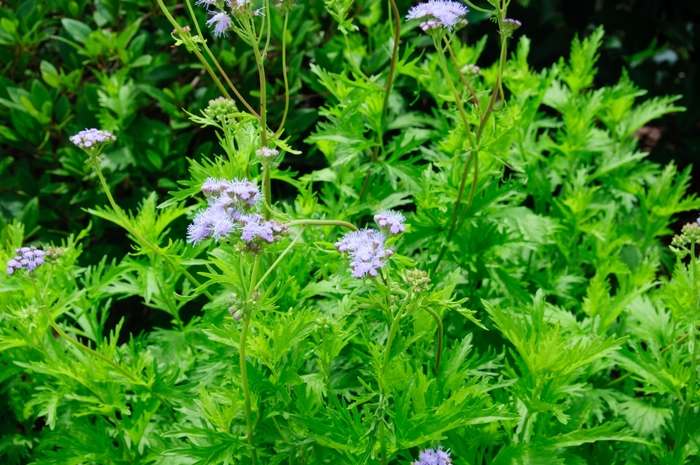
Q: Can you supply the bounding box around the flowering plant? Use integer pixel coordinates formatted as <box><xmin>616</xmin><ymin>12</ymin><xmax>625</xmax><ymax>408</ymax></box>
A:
<box><xmin>1</xmin><ymin>0</ymin><xmax>698</xmax><ymax>464</ymax></box>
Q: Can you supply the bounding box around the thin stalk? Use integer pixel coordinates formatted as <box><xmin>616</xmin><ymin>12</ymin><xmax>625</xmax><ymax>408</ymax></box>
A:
<box><xmin>91</xmin><ymin>158</ymin><xmax>214</xmax><ymax>301</ymax></box>
<box><xmin>251</xmin><ymin>41</ymin><xmax>268</xmax><ymax>147</ymax></box>
<box><xmin>343</xmin><ymin>34</ymin><xmax>383</xmax><ymax>89</ymax></box>
<box><xmin>183</xmin><ymin>0</ymin><xmax>260</xmax><ymax>118</ymax></box>
<box><xmin>379</xmin><ymin>421</ymin><xmax>388</xmax><ymax>465</ymax></box>
<box><xmin>286</xmin><ymin>219</ymin><xmax>358</xmax><ymax>231</ymax></box>
<box><xmin>358</xmin><ymin>0</ymin><xmax>401</xmax><ymax>202</ymax></box>
<box><xmin>255</xmin><ymin>226</ymin><xmax>305</xmax><ymax>291</ymax></box>
<box><xmin>241</xmin><ymin>256</ymin><xmax>261</xmax><ymax>465</ymax></box>
<box><xmin>273</xmin><ymin>13</ymin><xmax>290</xmax><ymax>139</ymax></box>
<box><xmin>688</xmin><ymin>242</ymin><xmax>698</xmax><ymax>404</ymax></box>
<box><xmin>421</xmin><ymin>305</ymin><xmax>444</xmax><ymax>374</ymax></box>
<box><xmin>433</xmin><ymin>32</ymin><xmax>509</xmax><ymax>273</ymax></box>
<box><xmin>446</xmin><ymin>41</ymin><xmax>481</xmax><ymax>114</ymax></box>
<box><xmin>263</xmin><ymin>166</ymin><xmax>272</xmax><ymax>220</ymax></box>
<box><xmin>262</xmin><ymin>0</ymin><xmax>272</xmax><ymax>59</ymax></box>
<box><xmin>156</xmin><ymin>0</ymin><xmax>231</xmax><ymax>100</ymax></box>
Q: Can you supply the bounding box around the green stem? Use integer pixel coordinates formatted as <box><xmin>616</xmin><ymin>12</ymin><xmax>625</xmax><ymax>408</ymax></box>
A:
<box><xmin>358</xmin><ymin>0</ymin><xmax>401</xmax><ymax>203</ymax></box>
<box><xmin>286</xmin><ymin>219</ymin><xmax>358</xmax><ymax>231</ymax></box>
<box><xmin>155</xmin><ymin>0</ymin><xmax>231</xmax><ymax>100</ymax></box>
<box><xmin>255</xmin><ymin>226</ymin><xmax>305</xmax><ymax>291</ymax></box>
<box><xmin>273</xmin><ymin>13</ymin><xmax>290</xmax><ymax>139</ymax></box>
<box><xmin>183</xmin><ymin>0</ymin><xmax>260</xmax><ymax>118</ymax></box>
<box><xmin>421</xmin><ymin>305</ymin><xmax>444</xmax><ymax>374</ymax></box>
<box><xmin>241</xmin><ymin>255</ymin><xmax>261</xmax><ymax>465</ymax></box>
<box><xmin>688</xmin><ymin>243</ymin><xmax>698</xmax><ymax>404</ymax></box>
<box><xmin>433</xmin><ymin>31</ymin><xmax>509</xmax><ymax>273</ymax></box>
<box><xmin>379</xmin><ymin>420</ymin><xmax>388</xmax><ymax>465</ymax></box>
<box><xmin>91</xmin><ymin>158</ymin><xmax>214</xmax><ymax>301</ymax></box>
<box><xmin>252</xmin><ymin>42</ymin><xmax>268</xmax><ymax>148</ymax></box>
<box><xmin>263</xmin><ymin>167</ymin><xmax>272</xmax><ymax>221</ymax></box>
<box><xmin>446</xmin><ymin>41</ymin><xmax>481</xmax><ymax>114</ymax></box>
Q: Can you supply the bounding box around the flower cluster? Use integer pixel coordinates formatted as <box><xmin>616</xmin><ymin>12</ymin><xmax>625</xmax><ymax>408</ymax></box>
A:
<box><xmin>406</xmin><ymin>0</ymin><xmax>468</xmax><ymax>33</ymax></box>
<box><xmin>256</xmin><ymin>146</ymin><xmax>281</xmax><ymax>168</ymax></box>
<box><xmin>374</xmin><ymin>210</ymin><xmax>406</xmax><ymax>235</ymax></box>
<box><xmin>205</xmin><ymin>97</ymin><xmax>239</xmax><ymax>123</ymax></box>
<box><xmin>335</xmin><ymin>229</ymin><xmax>393</xmax><ymax>278</ymax></box>
<box><xmin>501</xmin><ymin>18</ymin><xmax>522</xmax><ymax>37</ymax></box>
<box><xmin>672</xmin><ymin>217</ymin><xmax>700</xmax><ymax>248</ymax></box>
<box><xmin>188</xmin><ymin>178</ymin><xmax>289</xmax><ymax>251</ymax></box>
<box><xmin>69</xmin><ymin>128</ymin><xmax>116</xmax><ymax>153</ymax></box>
<box><xmin>6</xmin><ymin>246</ymin><xmax>46</xmax><ymax>275</ymax></box>
<box><xmin>197</xmin><ymin>0</ymin><xmax>264</xmax><ymax>36</ymax></box>
<box><xmin>413</xmin><ymin>447</ymin><xmax>452</xmax><ymax>465</ymax></box>
<box><xmin>460</xmin><ymin>63</ymin><xmax>481</xmax><ymax>75</ymax></box>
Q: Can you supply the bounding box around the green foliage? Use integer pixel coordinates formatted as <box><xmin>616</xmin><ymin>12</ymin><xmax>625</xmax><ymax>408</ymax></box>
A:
<box><xmin>1</xmin><ymin>1</ymin><xmax>699</xmax><ymax>465</ymax></box>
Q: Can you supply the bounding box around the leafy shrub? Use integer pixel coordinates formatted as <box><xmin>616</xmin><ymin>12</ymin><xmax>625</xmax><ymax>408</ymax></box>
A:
<box><xmin>1</xmin><ymin>0</ymin><xmax>699</xmax><ymax>464</ymax></box>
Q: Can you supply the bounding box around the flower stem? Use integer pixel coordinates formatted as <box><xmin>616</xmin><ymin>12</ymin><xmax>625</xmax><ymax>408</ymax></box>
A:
<box><xmin>241</xmin><ymin>255</ymin><xmax>261</xmax><ymax>465</ymax></box>
<box><xmin>183</xmin><ymin>0</ymin><xmax>259</xmax><ymax>118</ymax></box>
<box><xmin>358</xmin><ymin>0</ymin><xmax>401</xmax><ymax>202</ymax></box>
<box><xmin>155</xmin><ymin>0</ymin><xmax>231</xmax><ymax>101</ymax></box>
<box><xmin>91</xmin><ymin>158</ymin><xmax>214</xmax><ymax>301</ymax></box>
<box><xmin>255</xmin><ymin>226</ymin><xmax>305</xmax><ymax>291</ymax></box>
<box><xmin>286</xmin><ymin>219</ymin><xmax>358</xmax><ymax>230</ymax></box>
<box><xmin>273</xmin><ymin>13</ymin><xmax>290</xmax><ymax>139</ymax></box>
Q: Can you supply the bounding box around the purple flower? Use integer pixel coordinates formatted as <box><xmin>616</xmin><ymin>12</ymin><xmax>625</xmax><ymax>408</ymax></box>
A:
<box><xmin>241</xmin><ymin>219</ymin><xmax>275</xmax><ymax>243</ymax></box>
<box><xmin>195</xmin><ymin>0</ymin><xmax>217</xmax><ymax>7</ymax></box>
<box><xmin>374</xmin><ymin>210</ymin><xmax>406</xmax><ymax>235</ymax></box>
<box><xmin>406</xmin><ymin>0</ymin><xmax>468</xmax><ymax>31</ymax></box>
<box><xmin>207</xmin><ymin>11</ymin><xmax>233</xmax><ymax>37</ymax></box>
<box><xmin>335</xmin><ymin>229</ymin><xmax>393</xmax><ymax>279</ymax></box>
<box><xmin>69</xmin><ymin>128</ymin><xmax>116</xmax><ymax>151</ymax></box>
<box><xmin>200</xmin><ymin>178</ymin><xmax>262</xmax><ymax>210</ymax></box>
<box><xmin>413</xmin><ymin>446</ymin><xmax>452</xmax><ymax>465</ymax></box>
<box><xmin>6</xmin><ymin>246</ymin><xmax>46</xmax><ymax>275</ymax></box>
<box><xmin>187</xmin><ymin>207</ymin><xmax>237</xmax><ymax>244</ymax></box>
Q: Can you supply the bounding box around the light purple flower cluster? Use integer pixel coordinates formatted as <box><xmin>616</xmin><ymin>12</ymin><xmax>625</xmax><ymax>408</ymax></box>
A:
<box><xmin>406</xmin><ymin>0</ymin><xmax>468</xmax><ymax>32</ymax></box>
<box><xmin>374</xmin><ymin>210</ymin><xmax>406</xmax><ymax>235</ymax></box>
<box><xmin>69</xmin><ymin>128</ymin><xmax>116</xmax><ymax>151</ymax></box>
<box><xmin>335</xmin><ymin>229</ymin><xmax>393</xmax><ymax>278</ymax></box>
<box><xmin>187</xmin><ymin>178</ymin><xmax>288</xmax><ymax>251</ymax></box>
<box><xmin>6</xmin><ymin>246</ymin><xmax>45</xmax><ymax>275</ymax></box>
<box><xmin>501</xmin><ymin>18</ymin><xmax>522</xmax><ymax>36</ymax></box>
<box><xmin>413</xmin><ymin>447</ymin><xmax>452</xmax><ymax>465</ymax></box>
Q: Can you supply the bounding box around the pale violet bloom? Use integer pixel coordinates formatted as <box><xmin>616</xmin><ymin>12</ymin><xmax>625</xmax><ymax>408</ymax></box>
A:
<box><xmin>413</xmin><ymin>446</ymin><xmax>452</xmax><ymax>465</ymax></box>
<box><xmin>256</xmin><ymin>147</ymin><xmax>279</xmax><ymax>159</ymax></box>
<box><xmin>374</xmin><ymin>210</ymin><xmax>406</xmax><ymax>235</ymax></box>
<box><xmin>335</xmin><ymin>229</ymin><xmax>393</xmax><ymax>278</ymax></box>
<box><xmin>6</xmin><ymin>246</ymin><xmax>45</xmax><ymax>275</ymax></box>
<box><xmin>406</xmin><ymin>0</ymin><xmax>468</xmax><ymax>31</ymax></box>
<box><xmin>206</xmin><ymin>11</ymin><xmax>233</xmax><ymax>37</ymax></box>
<box><xmin>200</xmin><ymin>177</ymin><xmax>262</xmax><ymax>209</ymax></box>
<box><xmin>194</xmin><ymin>0</ymin><xmax>217</xmax><ymax>7</ymax></box>
<box><xmin>69</xmin><ymin>128</ymin><xmax>116</xmax><ymax>151</ymax></box>
<box><xmin>187</xmin><ymin>206</ymin><xmax>237</xmax><ymax>244</ymax></box>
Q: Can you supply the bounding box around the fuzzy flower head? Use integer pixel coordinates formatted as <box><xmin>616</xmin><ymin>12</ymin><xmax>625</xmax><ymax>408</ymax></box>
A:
<box><xmin>374</xmin><ymin>210</ymin><xmax>406</xmax><ymax>236</ymax></box>
<box><xmin>200</xmin><ymin>178</ymin><xmax>262</xmax><ymax>210</ymax></box>
<box><xmin>672</xmin><ymin>216</ymin><xmax>700</xmax><ymax>248</ymax></box>
<box><xmin>69</xmin><ymin>128</ymin><xmax>116</xmax><ymax>155</ymax></box>
<box><xmin>6</xmin><ymin>246</ymin><xmax>46</xmax><ymax>275</ymax></box>
<box><xmin>335</xmin><ymin>229</ymin><xmax>393</xmax><ymax>279</ymax></box>
<box><xmin>239</xmin><ymin>218</ymin><xmax>289</xmax><ymax>255</ymax></box>
<box><xmin>414</xmin><ymin>446</ymin><xmax>452</xmax><ymax>465</ymax></box>
<box><xmin>406</xmin><ymin>0</ymin><xmax>468</xmax><ymax>34</ymax></box>
<box><xmin>187</xmin><ymin>206</ymin><xmax>237</xmax><ymax>244</ymax></box>
<box><xmin>206</xmin><ymin>11</ymin><xmax>233</xmax><ymax>37</ymax></box>
<box><xmin>205</xmin><ymin>97</ymin><xmax>239</xmax><ymax>123</ymax></box>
